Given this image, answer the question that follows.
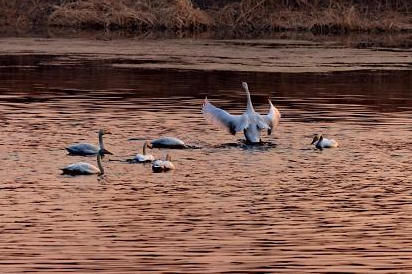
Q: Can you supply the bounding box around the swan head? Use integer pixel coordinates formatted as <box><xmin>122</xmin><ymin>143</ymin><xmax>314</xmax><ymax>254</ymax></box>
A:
<box><xmin>99</xmin><ymin>129</ymin><xmax>112</xmax><ymax>136</ymax></box>
<box><xmin>242</xmin><ymin>82</ymin><xmax>249</xmax><ymax>91</ymax></box>
<box><xmin>145</xmin><ymin>141</ymin><xmax>153</xmax><ymax>149</ymax></box>
<box><xmin>311</xmin><ymin>134</ymin><xmax>320</xmax><ymax>145</ymax></box>
<box><xmin>99</xmin><ymin>148</ymin><xmax>113</xmax><ymax>155</ymax></box>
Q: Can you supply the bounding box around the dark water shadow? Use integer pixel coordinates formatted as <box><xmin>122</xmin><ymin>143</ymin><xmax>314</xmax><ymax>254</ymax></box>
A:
<box><xmin>214</xmin><ymin>140</ymin><xmax>278</xmax><ymax>151</ymax></box>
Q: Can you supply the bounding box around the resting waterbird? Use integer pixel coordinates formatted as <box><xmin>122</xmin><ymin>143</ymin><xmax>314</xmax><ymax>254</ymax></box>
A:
<box><xmin>311</xmin><ymin>134</ymin><xmax>338</xmax><ymax>149</ymax></box>
<box><xmin>66</xmin><ymin>129</ymin><xmax>113</xmax><ymax>156</ymax></box>
<box><xmin>152</xmin><ymin>154</ymin><xmax>175</xmax><ymax>173</ymax></box>
<box><xmin>61</xmin><ymin>150</ymin><xmax>105</xmax><ymax>175</ymax></box>
<box><xmin>129</xmin><ymin>141</ymin><xmax>154</xmax><ymax>163</ymax></box>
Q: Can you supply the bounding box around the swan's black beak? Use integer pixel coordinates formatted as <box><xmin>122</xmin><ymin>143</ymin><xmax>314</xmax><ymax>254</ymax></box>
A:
<box><xmin>101</xmin><ymin>149</ymin><xmax>113</xmax><ymax>155</ymax></box>
<box><xmin>311</xmin><ymin>136</ymin><xmax>318</xmax><ymax>145</ymax></box>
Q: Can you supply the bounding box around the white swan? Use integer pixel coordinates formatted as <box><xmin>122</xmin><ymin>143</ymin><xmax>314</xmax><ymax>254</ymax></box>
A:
<box><xmin>61</xmin><ymin>151</ymin><xmax>105</xmax><ymax>175</ymax></box>
<box><xmin>202</xmin><ymin>82</ymin><xmax>281</xmax><ymax>143</ymax></box>
<box><xmin>311</xmin><ymin>134</ymin><xmax>338</xmax><ymax>149</ymax></box>
<box><xmin>129</xmin><ymin>141</ymin><xmax>154</xmax><ymax>163</ymax></box>
<box><xmin>66</xmin><ymin>129</ymin><xmax>112</xmax><ymax>156</ymax></box>
<box><xmin>151</xmin><ymin>137</ymin><xmax>185</xmax><ymax>149</ymax></box>
<box><xmin>152</xmin><ymin>154</ymin><xmax>175</xmax><ymax>173</ymax></box>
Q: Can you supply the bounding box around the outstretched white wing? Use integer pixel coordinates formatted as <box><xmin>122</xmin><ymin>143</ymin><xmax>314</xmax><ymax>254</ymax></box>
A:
<box><xmin>261</xmin><ymin>99</ymin><xmax>281</xmax><ymax>135</ymax></box>
<box><xmin>202</xmin><ymin>98</ymin><xmax>248</xmax><ymax>135</ymax></box>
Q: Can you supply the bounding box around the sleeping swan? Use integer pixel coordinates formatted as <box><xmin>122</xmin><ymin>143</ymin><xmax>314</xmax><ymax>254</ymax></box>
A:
<box><xmin>152</xmin><ymin>154</ymin><xmax>175</xmax><ymax>173</ymax></box>
<box><xmin>311</xmin><ymin>134</ymin><xmax>338</xmax><ymax>149</ymax></box>
<box><xmin>66</xmin><ymin>129</ymin><xmax>112</xmax><ymax>156</ymax></box>
<box><xmin>151</xmin><ymin>137</ymin><xmax>185</xmax><ymax>149</ymax></box>
<box><xmin>128</xmin><ymin>141</ymin><xmax>154</xmax><ymax>163</ymax></box>
<box><xmin>202</xmin><ymin>82</ymin><xmax>281</xmax><ymax>143</ymax></box>
<box><xmin>61</xmin><ymin>150</ymin><xmax>105</xmax><ymax>175</ymax></box>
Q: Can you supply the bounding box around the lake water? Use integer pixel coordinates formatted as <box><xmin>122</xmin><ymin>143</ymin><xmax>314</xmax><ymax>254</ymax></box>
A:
<box><xmin>0</xmin><ymin>38</ymin><xmax>411</xmax><ymax>272</ymax></box>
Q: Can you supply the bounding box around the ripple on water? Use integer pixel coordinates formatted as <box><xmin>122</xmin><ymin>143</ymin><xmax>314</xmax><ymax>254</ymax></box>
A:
<box><xmin>0</xmin><ymin>58</ymin><xmax>411</xmax><ymax>272</ymax></box>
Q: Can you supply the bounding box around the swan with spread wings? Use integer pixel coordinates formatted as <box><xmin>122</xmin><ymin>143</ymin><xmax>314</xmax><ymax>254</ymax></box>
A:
<box><xmin>202</xmin><ymin>82</ymin><xmax>281</xmax><ymax>143</ymax></box>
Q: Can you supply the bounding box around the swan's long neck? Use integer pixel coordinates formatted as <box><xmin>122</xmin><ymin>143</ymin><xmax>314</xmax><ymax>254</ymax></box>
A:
<box><xmin>97</xmin><ymin>154</ymin><xmax>104</xmax><ymax>175</ymax></box>
<box><xmin>316</xmin><ymin>136</ymin><xmax>323</xmax><ymax>147</ymax></box>
<box><xmin>143</xmin><ymin>142</ymin><xmax>147</xmax><ymax>155</ymax></box>
<box><xmin>98</xmin><ymin>132</ymin><xmax>105</xmax><ymax>150</ymax></box>
<box><xmin>244</xmin><ymin>85</ymin><xmax>254</xmax><ymax>112</ymax></box>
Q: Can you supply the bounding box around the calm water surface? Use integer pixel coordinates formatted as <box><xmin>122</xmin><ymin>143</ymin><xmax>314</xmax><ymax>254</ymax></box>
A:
<box><xmin>0</xmin><ymin>52</ymin><xmax>411</xmax><ymax>272</ymax></box>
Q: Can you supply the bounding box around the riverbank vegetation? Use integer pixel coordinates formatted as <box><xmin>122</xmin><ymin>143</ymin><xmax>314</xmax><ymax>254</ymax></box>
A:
<box><xmin>1</xmin><ymin>0</ymin><xmax>411</xmax><ymax>34</ymax></box>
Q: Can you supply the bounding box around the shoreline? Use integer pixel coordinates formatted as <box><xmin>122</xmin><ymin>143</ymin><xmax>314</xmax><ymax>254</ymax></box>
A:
<box><xmin>1</xmin><ymin>28</ymin><xmax>411</xmax><ymax>49</ymax></box>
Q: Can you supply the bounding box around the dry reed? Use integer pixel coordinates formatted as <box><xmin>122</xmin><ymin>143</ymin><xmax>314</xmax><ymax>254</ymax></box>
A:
<box><xmin>48</xmin><ymin>0</ymin><xmax>212</xmax><ymax>30</ymax></box>
<box><xmin>0</xmin><ymin>0</ymin><xmax>411</xmax><ymax>33</ymax></box>
<box><xmin>214</xmin><ymin>0</ymin><xmax>412</xmax><ymax>33</ymax></box>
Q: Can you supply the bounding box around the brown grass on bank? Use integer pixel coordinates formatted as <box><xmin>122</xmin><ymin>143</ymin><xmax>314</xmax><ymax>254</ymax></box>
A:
<box><xmin>0</xmin><ymin>0</ymin><xmax>53</xmax><ymax>30</ymax></box>
<box><xmin>0</xmin><ymin>0</ymin><xmax>411</xmax><ymax>33</ymax></box>
<box><xmin>213</xmin><ymin>0</ymin><xmax>412</xmax><ymax>33</ymax></box>
<box><xmin>48</xmin><ymin>0</ymin><xmax>212</xmax><ymax>30</ymax></box>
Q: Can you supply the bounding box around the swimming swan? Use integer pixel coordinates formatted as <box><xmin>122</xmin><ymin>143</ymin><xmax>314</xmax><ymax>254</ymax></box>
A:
<box><xmin>152</xmin><ymin>154</ymin><xmax>175</xmax><ymax>173</ymax></box>
<box><xmin>202</xmin><ymin>82</ymin><xmax>281</xmax><ymax>143</ymax></box>
<box><xmin>151</xmin><ymin>137</ymin><xmax>185</xmax><ymax>149</ymax></box>
<box><xmin>129</xmin><ymin>141</ymin><xmax>154</xmax><ymax>163</ymax></box>
<box><xmin>311</xmin><ymin>134</ymin><xmax>338</xmax><ymax>149</ymax></box>
<box><xmin>66</xmin><ymin>129</ymin><xmax>112</xmax><ymax>156</ymax></box>
<box><xmin>61</xmin><ymin>151</ymin><xmax>105</xmax><ymax>175</ymax></box>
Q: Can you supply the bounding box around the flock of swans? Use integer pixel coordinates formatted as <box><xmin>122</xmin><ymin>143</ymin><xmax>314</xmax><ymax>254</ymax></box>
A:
<box><xmin>62</xmin><ymin>134</ymin><xmax>179</xmax><ymax>175</ymax></box>
<box><xmin>61</xmin><ymin>82</ymin><xmax>338</xmax><ymax>176</ymax></box>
